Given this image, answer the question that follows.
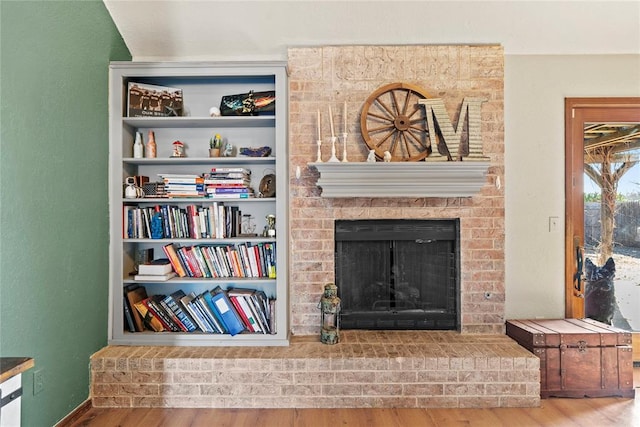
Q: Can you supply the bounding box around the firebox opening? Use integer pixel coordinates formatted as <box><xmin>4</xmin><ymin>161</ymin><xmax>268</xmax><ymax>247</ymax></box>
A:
<box><xmin>335</xmin><ymin>219</ymin><xmax>460</xmax><ymax>330</ymax></box>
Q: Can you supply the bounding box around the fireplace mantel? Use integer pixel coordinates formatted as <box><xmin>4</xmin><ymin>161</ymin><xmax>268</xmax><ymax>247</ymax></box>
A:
<box><xmin>308</xmin><ymin>162</ymin><xmax>490</xmax><ymax>198</ymax></box>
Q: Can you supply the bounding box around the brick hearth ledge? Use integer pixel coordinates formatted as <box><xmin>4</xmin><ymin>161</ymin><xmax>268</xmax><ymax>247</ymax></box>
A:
<box><xmin>91</xmin><ymin>331</ymin><xmax>540</xmax><ymax>409</ymax></box>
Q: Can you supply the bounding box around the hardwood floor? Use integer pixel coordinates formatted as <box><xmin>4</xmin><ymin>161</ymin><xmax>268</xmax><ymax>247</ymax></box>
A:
<box><xmin>63</xmin><ymin>400</ymin><xmax>639</xmax><ymax>427</ymax></box>
<box><xmin>63</xmin><ymin>368</ymin><xmax>640</xmax><ymax>427</ymax></box>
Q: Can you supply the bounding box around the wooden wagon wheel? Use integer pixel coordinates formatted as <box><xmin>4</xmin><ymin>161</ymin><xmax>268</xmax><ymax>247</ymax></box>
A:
<box><xmin>360</xmin><ymin>82</ymin><xmax>431</xmax><ymax>162</ymax></box>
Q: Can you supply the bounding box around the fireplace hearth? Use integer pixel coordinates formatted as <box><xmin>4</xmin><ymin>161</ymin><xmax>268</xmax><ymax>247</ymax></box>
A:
<box><xmin>335</xmin><ymin>219</ymin><xmax>460</xmax><ymax>330</ymax></box>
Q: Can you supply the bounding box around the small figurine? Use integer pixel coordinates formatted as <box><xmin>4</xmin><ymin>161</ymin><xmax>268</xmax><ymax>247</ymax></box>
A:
<box><xmin>263</xmin><ymin>214</ymin><xmax>276</xmax><ymax>237</ymax></box>
<box><xmin>171</xmin><ymin>140</ymin><xmax>185</xmax><ymax>157</ymax></box>
<box><xmin>367</xmin><ymin>149</ymin><xmax>376</xmax><ymax>162</ymax></box>
<box><xmin>383</xmin><ymin>151</ymin><xmax>392</xmax><ymax>162</ymax></box>
<box><xmin>222</xmin><ymin>140</ymin><xmax>234</xmax><ymax>157</ymax></box>
<box><xmin>209</xmin><ymin>106</ymin><xmax>221</xmax><ymax>117</ymax></box>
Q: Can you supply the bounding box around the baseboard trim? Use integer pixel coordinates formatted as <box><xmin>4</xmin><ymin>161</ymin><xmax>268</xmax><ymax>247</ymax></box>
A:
<box><xmin>54</xmin><ymin>399</ymin><xmax>92</xmax><ymax>427</ymax></box>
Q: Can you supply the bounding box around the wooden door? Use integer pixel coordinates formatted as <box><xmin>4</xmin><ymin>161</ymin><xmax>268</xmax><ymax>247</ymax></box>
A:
<box><xmin>565</xmin><ymin>97</ymin><xmax>640</xmax><ymax>360</ymax></box>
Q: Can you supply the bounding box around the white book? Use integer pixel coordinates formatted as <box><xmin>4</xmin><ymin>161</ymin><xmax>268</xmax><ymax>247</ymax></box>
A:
<box><xmin>133</xmin><ymin>272</ymin><xmax>177</xmax><ymax>282</ymax></box>
<box><xmin>137</xmin><ymin>259</ymin><xmax>173</xmax><ymax>275</ymax></box>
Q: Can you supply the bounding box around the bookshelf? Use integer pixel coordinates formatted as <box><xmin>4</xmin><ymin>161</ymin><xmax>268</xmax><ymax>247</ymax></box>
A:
<box><xmin>108</xmin><ymin>62</ymin><xmax>289</xmax><ymax>346</ymax></box>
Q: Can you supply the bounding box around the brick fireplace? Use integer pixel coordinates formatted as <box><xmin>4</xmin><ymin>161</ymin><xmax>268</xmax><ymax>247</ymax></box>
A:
<box><xmin>90</xmin><ymin>47</ymin><xmax>539</xmax><ymax>410</ymax></box>
<box><xmin>288</xmin><ymin>45</ymin><xmax>505</xmax><ymax>336</ymax></box>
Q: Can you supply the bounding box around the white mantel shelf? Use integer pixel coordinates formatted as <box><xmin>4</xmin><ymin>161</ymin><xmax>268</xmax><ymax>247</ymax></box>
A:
<box><xmin>308</xmin><ymin>161</ymin><xmax>490</xmax><ymax>198</ymax></box>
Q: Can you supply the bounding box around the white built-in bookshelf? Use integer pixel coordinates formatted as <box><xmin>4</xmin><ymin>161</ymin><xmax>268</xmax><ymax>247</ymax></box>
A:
<box><xmin>108</xmin><ymin>61</ymin><xmax>289</xmax><ymax>346</ymax></box>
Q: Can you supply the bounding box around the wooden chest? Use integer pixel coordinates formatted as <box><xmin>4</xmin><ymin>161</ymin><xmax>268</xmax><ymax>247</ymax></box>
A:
<box><xmin>506</xmin><ymin>318</ymin><xmax>635</xmax><ymax>398</ymax></box>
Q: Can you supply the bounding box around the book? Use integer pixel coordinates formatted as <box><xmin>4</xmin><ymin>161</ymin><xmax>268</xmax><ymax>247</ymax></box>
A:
<box><xmin>207</xmin><ymin>193</ymin><xmax>252</xmax><ymax>199</ymax></box>
<box><xmin>195</xmin><ymin>293</ymin><xmax>225</xmax><ymax>334</ymax></box>
<box><xmin>209</xmin><ymin>167</ymin><xmax>251</xmax><ymax>173</ymax></box>
<box><xmin>180</xmin><ymin>292</ymin><xmax>210</xmax><ymax>333</ymax></box>
<box><xmin>123</xmin><ymin>295</ymin><xmax>136</xmax><ymax>332</ymax></box>
<box><xmin>133</xmin><ymin>299</ymin><xmax>165</xmax><ymax>332</ymax></box>
<box><xmin>228</xmin><ymin>288</ymin><xmax>268</xmax><ymax>333</ymax></box>
<box><xmin>206</xmin><ymin>187</ymin><xmax>252</xmax><ymax>194</ymax></box>
<box><xmin>166</xmin><ymin>290</ymin><xmax>198</xmax><ymax>332</ymax></box>
<box><xmin>124</xmin><ymin>284</ymin><xmax>147</xmax><ymax>332</ymax></box>
<box><xmin>162</xmin><ymin>243</ymin><xmax>187</xmax><ymax>277</ymax></box>
<box><xmin>209</xmin><ymin>287</ymin><xmax>245</xmax><ymax>336</ymax></box>
<box><xmin>158</xmin><ymin>297</ymin><xmax>188</xmax><ymax>332</ymax></box>
<box><xmin>133</xmin><ymin>271</ymin><xmax>177</xmax><ymax>282</ymax></box>
<box><xmin>145</xmin><ymin>296</ymin><xmax>181</xmax><ymax>332</ymax></box>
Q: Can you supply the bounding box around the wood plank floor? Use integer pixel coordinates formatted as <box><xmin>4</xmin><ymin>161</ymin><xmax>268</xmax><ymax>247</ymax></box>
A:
<box><xmin>64</xmin><ymin>368</ymin><xmax>640</xmax><ymax>427</ymax></box>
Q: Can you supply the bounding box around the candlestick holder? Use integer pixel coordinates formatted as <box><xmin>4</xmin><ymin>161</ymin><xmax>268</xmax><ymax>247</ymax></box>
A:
<box><xmin>316</xmin><ymin>139</ymin><xmax>323</xmax><ymax>162</ymax></box>
<box><xmin>341</xmin><ymin>133</ymin><xmax>349</xmax><ymax>162</ymax></box>
<box><xmin>327</xmin><ymin>136</ymin><xmax>340</xmax><ymax>162</ymax></box>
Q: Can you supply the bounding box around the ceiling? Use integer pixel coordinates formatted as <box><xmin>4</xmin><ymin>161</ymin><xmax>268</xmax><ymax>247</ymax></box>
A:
<box><xmin>103</xmin><ymin>1</ymin><xmax>640</xmax><ymax>61</ymax></box>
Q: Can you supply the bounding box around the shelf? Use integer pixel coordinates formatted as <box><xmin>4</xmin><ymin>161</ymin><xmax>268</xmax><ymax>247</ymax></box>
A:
<box><xmin>122</xmin><ymin>156</ymin><xmax>275</xmax><ymax>166</ymax></box>
<box><xmin>112</xmin><ymin>332</ymin><xmax>289</xmax><ymax>347</ymax></box>
<box><xmin>122</xmin><ymin>237</ymin><xmax>276</xmax><ymax>243</ymax></box>
<box><xmin>308</xmin><ymin>161</ymin><xmax>490</xmax><ymax>198</ymax></box>
<box><xmin>123</xmin><ymin>277</ymin><xmax>277</xmax><ymax>284</ymax></box>
<box><xmin>122</xmin><ymin>197</ymin><xmax>275</xmax><ymax>203</ymax></box>
<box><xmin>123</xmin><ymin>116</ymin><xmax>275</xmax><ymax>129</ymax></box>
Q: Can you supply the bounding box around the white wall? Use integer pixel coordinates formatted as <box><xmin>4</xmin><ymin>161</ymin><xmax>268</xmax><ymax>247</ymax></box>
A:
<box><xmin>504</xmin><ymin>54</ymin><xmax>640</xmax><ymax>319</ymax></box>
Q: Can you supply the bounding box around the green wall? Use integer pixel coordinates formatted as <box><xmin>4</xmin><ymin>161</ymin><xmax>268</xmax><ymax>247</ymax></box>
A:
<box><xmin>0</xmin><ymin>1</ymin><xmax>130</xmax><ymax>425</ymax></box>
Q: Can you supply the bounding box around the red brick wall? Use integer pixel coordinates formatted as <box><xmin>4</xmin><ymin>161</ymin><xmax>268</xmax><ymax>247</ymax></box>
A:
<box><xmin>287</xmin><ymin>45</ymin><xmax>505</xmax><ymax>335</ymax></box>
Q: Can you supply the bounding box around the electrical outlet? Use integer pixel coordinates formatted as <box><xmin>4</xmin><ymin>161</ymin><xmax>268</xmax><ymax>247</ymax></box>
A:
<box><xmin>33</xmin><ymin>369</ymin><xmax>45</xmax><ymax>395</ymax></box>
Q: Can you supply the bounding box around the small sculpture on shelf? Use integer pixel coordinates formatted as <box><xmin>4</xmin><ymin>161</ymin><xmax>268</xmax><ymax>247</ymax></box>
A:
<box><xmin>367</xmin><ymin>149</ymin><xmax>376</xmax><ymax>162</ymax></box>
<box><xmin>133</xmin><ymin>132</ymin><xmax>144</xmax><ymax>158</ymax></box>
<box><xmin>259</xmin><ymin>174</ymin><xmax>276</xmax><ymax>198</ymax></box>
<box><xmin>263</xmin><ymin>214</ymin><xmax>276</xmax><ymax>237</ymax></box>
<box><xmin>171</xmin><ymin>140</ymin><xmax>186</xmax><ymax>157</ymax></box>
<box><xmin>222</xmin><ymin>140</ymin><xmax>234</xmax><ymax>157</ymax></box>
<box><xmin>124</xmin><ymin>177</ymin><xmax>144</xmax><ymax>199</ymax></box>
<box><xmin>145</xmin><ymin>130</ymin><xmax>157</xmax><ymax>158</ymax></box>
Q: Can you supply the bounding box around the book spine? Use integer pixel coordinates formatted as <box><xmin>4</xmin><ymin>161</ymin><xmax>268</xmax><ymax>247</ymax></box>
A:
<box><xmin>182</xmin><ymin>300</ymin><xmax>213</xmax><ymax>332</ymax></box>
<box><xmin>164</xmin><ymin>295</ymin><xmax>197</xmax><ymax>332</ymax></box>
<box><xmin>162</xmin><ymin>244</ymin><xmax>187</xmax><ymax>277</ymax></box>
<box><xmin>123</xmin><ymin>295</ymin><xmax>136</xmax><ymax>332</ymax></box>
<box><xmin>158</xmin><ymin>298</ymin><xmax>188</xmax><ymax>332</ymax></box>
<box><xmin>143</xmin><ymin>298</ymin><xmax>174</xmax><ymax>331</ymax></box>
<box><xmin>176</xmin><ymin>247</ymin><xmax>196</xmax><ymax>277</ymax></box>
<box><xmin>185</xmin><ymin>297</ymin><xmax>214</xmax><ymax>333</ymax></box>
<box><xmin>195</xmin><ymin>295</ymin><xmax>224</xmax><ymax>334</ymax></box>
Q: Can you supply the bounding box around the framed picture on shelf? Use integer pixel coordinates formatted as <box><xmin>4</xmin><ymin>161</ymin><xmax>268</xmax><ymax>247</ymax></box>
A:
<box><xmin>127</xmin><ymin>82</ymin><xmax>183</xmax><ymax>117</ymax></box>
<box><xmin>220</xmin><ymin>90</ymin><xmax>275</xmax><ymax>116</ymax></box>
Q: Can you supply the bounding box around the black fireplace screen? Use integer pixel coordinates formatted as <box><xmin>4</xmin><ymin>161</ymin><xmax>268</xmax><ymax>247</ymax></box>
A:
<box><xmin>335</xmin><ymin>219</ymin><xmax>459</xmax><ymax>330</ymax></box>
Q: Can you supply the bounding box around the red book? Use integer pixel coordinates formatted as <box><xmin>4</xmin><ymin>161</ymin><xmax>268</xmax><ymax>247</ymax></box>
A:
<box><xmin>228</xmin><ymin>296</ymin><xmax>255</xmax><ymax>332</ymax></box>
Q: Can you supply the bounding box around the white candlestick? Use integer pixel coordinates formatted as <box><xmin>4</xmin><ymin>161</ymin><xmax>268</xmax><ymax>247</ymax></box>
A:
<box><xmin>317</xmin><ymin>110</ymin><xmax>321</xmax><ymax>141</ymax></box>
<box><xmin>328</xmin><ymin>136</ymin><xmax>339</xmax><ymax>162</ymax></box>
<box><xmin>341</xmin><ymin>133</ymin><xmax>348</xmax><ymax>162</ymax></box>
<box><xmin>316</xmin><ymin>139</ymin><xmax>323</xmax><ymax>163</ymax></box>
<box><xmin>343</xmin><ymin>101</ymin><xmax>347</xmax><ymax>133</ymax></box>
<box><xmin>328</xmin><ymin>106</ymin><xmax>335</xmax><ymax>138</ymax></box>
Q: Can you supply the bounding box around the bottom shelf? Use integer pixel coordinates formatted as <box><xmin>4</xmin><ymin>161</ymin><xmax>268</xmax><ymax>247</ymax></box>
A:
<box><xmin>120</xmin><ymin>282</ymin><xmax>285</xmax><ymax>346</ymax></box>
<box><xmin>109</xmin><ymin>331</ymin><xmax>290</xmax><ymax>347</ymax></box>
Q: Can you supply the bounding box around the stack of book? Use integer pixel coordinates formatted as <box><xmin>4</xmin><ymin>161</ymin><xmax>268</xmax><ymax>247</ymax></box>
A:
<box><xmin>162</xmin><ymin>242</ymin><xmax>276</xmax><ymax>279</ymax></box>
<box><xmin>203</xmin><ymin>168</ymin><xmax>254</xmax><ymax>199</ymax></box>
<box><xmin>123</xmin><ymin>285</ymin><xmax>275</xmax><ymax>335</ymax></box>
<box><xmin>159</xmin><ymin>174</ymin><xmax>205</xmax><ymax>198</ymax></box>
<box><xmin>123</xmin><ymin>202</ymin><xmax>251</xmax><ymax>239</ymax></box>
<box><xmin>134</xmin><ymin>258</ymin><xmax>176</xmax><ymax>281</ymax></box>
